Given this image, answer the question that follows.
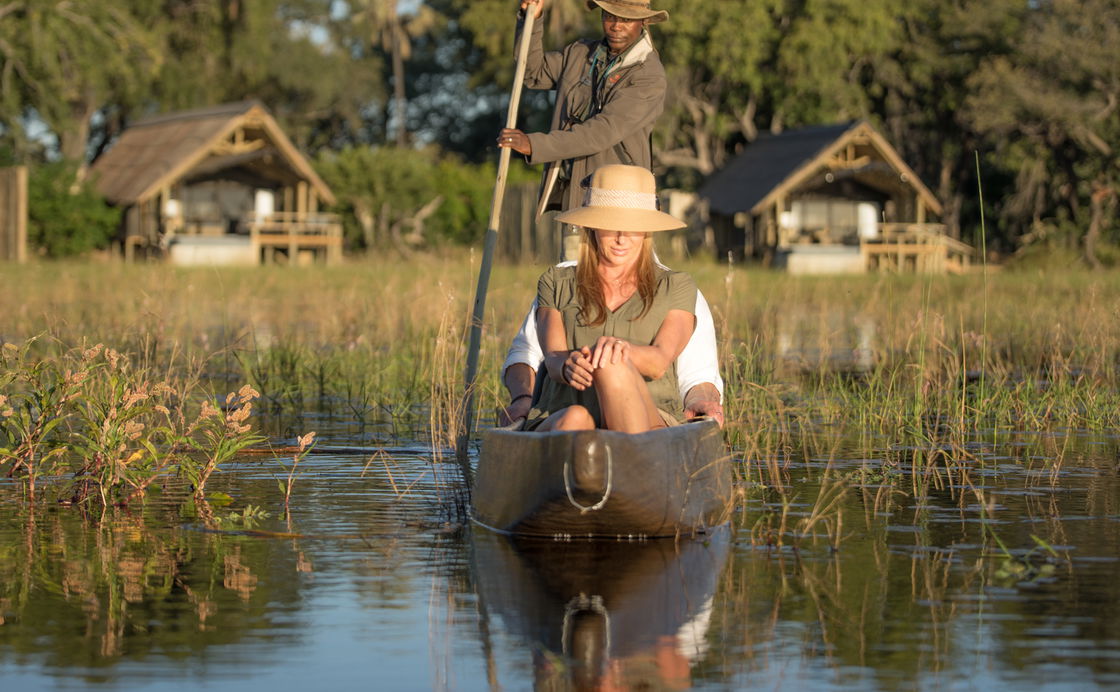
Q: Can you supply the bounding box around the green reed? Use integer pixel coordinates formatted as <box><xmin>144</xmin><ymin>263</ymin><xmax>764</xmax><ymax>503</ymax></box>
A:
<box><xmin>0</xmin><ymin>338</ymin><xmax>263</xmax><ymax>506</ymax></box>
<box><xmin>2</xmin><ymin>256</ymin><xmax>1118</xmax><ymax>530</ymax></box>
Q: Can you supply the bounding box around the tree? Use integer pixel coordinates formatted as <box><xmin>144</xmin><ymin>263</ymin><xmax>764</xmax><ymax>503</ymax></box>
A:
<box><xmin>963</xmin><ymin>0</ymin><xmax>1120</xmax><ymax>264</ymax></box>
<box><xmin>27</xmin><ymin>161</ymin><xmax>120</xmax><ymax>257</ymax></box>
<box><xmin>315</xmin><ymin>145</ymin><xmax>532</xmax><ymax>250</ymax></box>
<box><xmin>120</xmin><ymin>0</ymin><xmax>382</xmax><ymax>154</ymax></box>
<box><xmin>349</xmin><ymin>0</ymin><xmax>444</xmax><ymax>147</ymax></box>
<box><xmin>653</xmin><ymin>0</ymin><xmax>904</xmax><ymax>183</ymax></box>
<box><xmin>0</xmin><ymin>0</ymin><xmax>160</xmax><ymax>172</ymax></box>
<box><xmin>869</xmin><ymin>0</ymin><xmax>1027</xmax><ymax>243</ymax></box>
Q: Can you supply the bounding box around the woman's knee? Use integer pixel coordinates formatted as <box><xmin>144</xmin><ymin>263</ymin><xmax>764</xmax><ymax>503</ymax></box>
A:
<box><xmin>591</xmin><ymin>360</ymin><xmax>640</xmax><ymax>392</ymax></box>
<box><xmin>554</xmin><ymin>405</ymin><xmax>594</xmax><ymax>430</ymax></box>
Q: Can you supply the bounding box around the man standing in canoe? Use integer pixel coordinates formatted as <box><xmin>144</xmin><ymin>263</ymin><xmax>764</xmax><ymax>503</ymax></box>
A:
<box><xmin>497</xmin><ymin>0</ymin><xmax>668</xmax><ymax>257</ymax></box>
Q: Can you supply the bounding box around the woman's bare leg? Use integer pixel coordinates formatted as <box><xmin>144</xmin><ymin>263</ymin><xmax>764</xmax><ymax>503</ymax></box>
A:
<box><xmin>592</xmin><ymin>360</ymin><xmax>664</xmax><ymax>433</ymax></box>
<box><xmin>537</xmin><ymin>405</ymin><xmax>595</xmax><ymax>432</ymax></box>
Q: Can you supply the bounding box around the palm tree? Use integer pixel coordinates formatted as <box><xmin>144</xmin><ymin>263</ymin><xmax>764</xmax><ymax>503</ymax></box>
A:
<box><xmin>351</xmin><ymin>0</ymin><xmax>442</xmax><ymax>147</ymax></box>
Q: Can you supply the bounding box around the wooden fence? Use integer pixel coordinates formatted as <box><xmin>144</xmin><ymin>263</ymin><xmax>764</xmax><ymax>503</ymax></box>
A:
<box><xmin>496</xmin><ymin>182</ymin><xmax>563</xmax><ymax>264</ymax></box>
<box><xmin>0</xmin><ymin>166</ymin><xmax>28</xmax><ymax>263</ymax></box>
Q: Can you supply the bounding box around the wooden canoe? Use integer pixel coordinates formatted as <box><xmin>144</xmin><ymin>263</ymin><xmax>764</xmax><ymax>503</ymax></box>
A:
<box><xmin>471</xmin><ymin>418</ymin><xmax>734</xmax><ymax>538</ymax></box>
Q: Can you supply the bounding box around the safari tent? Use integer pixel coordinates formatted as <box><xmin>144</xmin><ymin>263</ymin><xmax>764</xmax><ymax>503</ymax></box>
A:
<box><xmin>91</xmin><ymin>101</ymin><xmax>341</xmax><ymax>266</ymax></box>
<box><xmin>698</xmin><ymin>121</ymin><xmax>974</xmax><ymax>274</ymax></box>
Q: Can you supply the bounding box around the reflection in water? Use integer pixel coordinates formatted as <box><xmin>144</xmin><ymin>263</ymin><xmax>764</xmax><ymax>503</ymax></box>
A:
<box><xmin>0</xmin><ymin>494</ymin><xmax>310</xmax><ymax>670</ymax></box>
<box><xmin>471</xmin><ymin>530</ymin><xmax>730</xmax><ymax>690</ymax></box>
<box><xmin>1</xmin><ymin>437</ymin><xmax>1119</xmax><ymax>689</ymax></box>
<box><xmin>776</xmin><ymin>309</ymin><xmax>878</xmax><ymax>374</ymax></box>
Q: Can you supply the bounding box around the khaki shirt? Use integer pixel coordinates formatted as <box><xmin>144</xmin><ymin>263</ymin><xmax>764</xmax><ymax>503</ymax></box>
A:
<box><xmin>517</xmin><ymin>17</ymin><xmax>667</xmax><ymax>212</ymax></box>
<box><xmin>527</xmin><ymin>265</ymin><xmax>697</xmax><ymax>428</ymax></box>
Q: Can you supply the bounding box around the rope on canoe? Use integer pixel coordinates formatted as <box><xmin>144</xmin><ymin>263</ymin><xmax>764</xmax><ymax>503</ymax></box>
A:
<box><xmin>561</xmin><ymin>594</ymin><xmax>611</xmax><ymax>661</ymax></box>
<box><xmin>563</xmin><ymin>442</ymin><xmax>613</xmax><ymax>514</ymax></box>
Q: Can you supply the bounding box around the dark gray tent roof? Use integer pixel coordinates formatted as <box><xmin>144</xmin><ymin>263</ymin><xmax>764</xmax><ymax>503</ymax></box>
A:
<box><xmin>698</xmin><ymin>122</ymin><xmax>858</xmax><ymax>216</ymax></box>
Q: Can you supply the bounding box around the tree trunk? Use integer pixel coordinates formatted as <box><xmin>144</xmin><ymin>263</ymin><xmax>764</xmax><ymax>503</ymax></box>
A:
<box><xmin>1083</xmin><ymin>180</ymin><xmax>1114</xmax><ymax>270</ymax></box>
<box><xmin>391</xmin><ymin>29</ymin><xmax>407</xmax><ymax>147</ymax></box>
<box><xmin>354</xmin><ymin>201</ymin><xmax>376</xmax><ymax>250</ymax></box>
<box><xmin>938</xmin><ymin>155</ymin><xmax>960</xmax><ymax>239</ymax></box>
<box><xmin>61</xmin><ymin>97</ymin><xmax>96</xmax><ymax>184</ymax></box>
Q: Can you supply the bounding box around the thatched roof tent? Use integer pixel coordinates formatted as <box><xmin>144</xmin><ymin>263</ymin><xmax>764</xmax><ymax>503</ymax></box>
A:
<box><xmin>92</xmin><ymin>100</ymin><xmax>334</xmax><ymax>207</ymax></box>
<box><xmin>694</xmin><ymin>121</ymin><xmax>973</xmax><ymax>273</ymax></box>
<box><xmin>700</xmin><ymin>120</ymin><xmax>940</xmax><ymax>218</ymax></box>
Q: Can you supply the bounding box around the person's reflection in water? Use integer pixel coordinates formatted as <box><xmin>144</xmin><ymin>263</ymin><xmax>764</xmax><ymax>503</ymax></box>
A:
<box><xmin>471</xmin><ymin>530</ymin><xmax>727</xmax><ymax>691</ymax></box>
<box><xmin>533</xmin><ymin>603</ymin><xmax>697</xmax><ymax>690</ymax></box>
<box><xmin>597</xmin><ymin>637</ymin><xmax>693</xmax><ymax>691</ymax></box>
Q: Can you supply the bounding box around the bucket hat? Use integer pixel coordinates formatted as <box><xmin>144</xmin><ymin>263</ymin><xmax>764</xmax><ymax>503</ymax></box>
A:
<box><xmin>586</xmin><ymin>0</ymin><xmax>669</xmax><ymax>24</ymax></box>
<box><xmin>555</xmin><ymin>165</ymin><xmax>684</xmax><ymax>232</ymax></box>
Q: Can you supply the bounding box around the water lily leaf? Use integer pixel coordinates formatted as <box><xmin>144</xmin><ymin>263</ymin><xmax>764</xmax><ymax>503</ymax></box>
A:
<box><xmin>207</xmin><ymin>491</ymin><xmax>234</xmax><ymax>506</ymax></box>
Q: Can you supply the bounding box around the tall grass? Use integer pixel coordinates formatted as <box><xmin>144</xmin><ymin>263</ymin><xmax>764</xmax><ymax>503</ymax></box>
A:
<box><xmin>2</xmin><ymin>256</ymin><xmax>1118</xmax><ymax>526</ymax></box>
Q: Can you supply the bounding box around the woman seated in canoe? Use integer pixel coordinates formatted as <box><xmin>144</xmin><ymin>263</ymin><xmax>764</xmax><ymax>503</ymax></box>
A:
<box><xmin>523</xmin><ymin>164</ymin><xmax>697</xmax><ymax>433</ymax></box>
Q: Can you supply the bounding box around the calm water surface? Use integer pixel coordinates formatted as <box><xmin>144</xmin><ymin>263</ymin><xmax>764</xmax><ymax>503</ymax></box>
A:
<box><xmin>1</xmin><ymin>427</ymin><xmax>1118</xmax><ymax>690</ymax></box>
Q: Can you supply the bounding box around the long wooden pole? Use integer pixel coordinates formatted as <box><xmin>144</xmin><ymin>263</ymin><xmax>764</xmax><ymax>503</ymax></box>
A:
<box><xmin>456</xmin><ymin>4</ymin><xmax>538</xmax><ymax>483</ymax></box>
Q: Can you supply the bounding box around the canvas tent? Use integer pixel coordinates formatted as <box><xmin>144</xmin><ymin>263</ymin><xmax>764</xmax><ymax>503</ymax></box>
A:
<box><xmin>699</xmin><ymin>121</ymin><xmax>972</xmax><ymax>273</ymax></box>
<box><xmin>91</xmin><ymin>101</ymin><xmax>341</xmax><ymax>265</ymax></box>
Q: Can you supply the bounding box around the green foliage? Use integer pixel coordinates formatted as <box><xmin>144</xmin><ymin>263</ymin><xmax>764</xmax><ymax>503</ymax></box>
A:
<box><xmin>0</xmin><ymin>1</ymin><xmax>161</xmax><ymax>159</ymax></box>
<box><xmin>962</xmin><ymin>0</ymin><xmax>1120</xmax><ymax>260</ymax></box>
<box><xmin>216</xmin><ymin>503</ymin><xmax>272</xmax><ymax>530</ymax></box>
<box><xmin>26</xmin><ymin>162</ymin><xmax>120</xmax><ymax>258</ymax></box>
<box><xmin>0</xmin><ymin>339</ymin><xmax>263</xmax><ymax>507</ymax></box>
<box><xmin>314</xmin><ymin>145</ymin><xmax>536</xmax><ymax>249</ymax></box>
<box><xmin>124</xmin><ymin>0</ymin><xmax>383</xmax><ymax>153</ymax></box>
<box><xmin>1</xmin><ymin>0</ymin><xmax>1117</xmax><ymax>257</ymax></box>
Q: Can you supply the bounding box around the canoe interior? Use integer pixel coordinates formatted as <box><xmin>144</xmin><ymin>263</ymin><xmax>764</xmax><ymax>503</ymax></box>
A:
<box><xmin>471</xmin><ymin>418</ymin><xmax>733</xmax><ymax>538</ymax></box>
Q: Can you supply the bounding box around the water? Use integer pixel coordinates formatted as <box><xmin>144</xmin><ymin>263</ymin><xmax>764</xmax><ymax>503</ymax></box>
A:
<box><xmin>1</xmin><ymin>431</ymin><xmax>1119</xmax><ymax>690</ymax></box>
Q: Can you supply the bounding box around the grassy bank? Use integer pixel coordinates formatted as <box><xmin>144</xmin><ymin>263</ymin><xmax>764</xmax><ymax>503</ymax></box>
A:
<box><xmin>3</xmin><ymin>256</ymin><xmax>1119</xmax><ymax>436</ymax></box>
<box><xmin>2</xmin><ymin>255</ymin><xmax>1118</xmax><ymax>512</ymax></box>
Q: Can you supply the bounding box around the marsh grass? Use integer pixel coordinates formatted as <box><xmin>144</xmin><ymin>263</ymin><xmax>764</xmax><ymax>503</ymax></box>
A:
<box><xmin>2</xmin><ymin>257</ymin><xmax>1118</xmax><ymax>534</ymax></box>
<box><xmin>0</xmin><ymin>338</ymin><xmax>263</xmax><ymax>507</ymax></box>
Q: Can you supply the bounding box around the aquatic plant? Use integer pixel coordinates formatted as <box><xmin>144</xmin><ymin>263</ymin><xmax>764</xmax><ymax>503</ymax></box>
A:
<box><xmin>2</xmin><ymin>257</ymin><xmax>1119</xmax><ymax>536</ymax></box>
<box><xmin>0</xmin><ymin>338</ymin><xmax>263</xmax><ymax>507</ymax></box>
<box><xmin>277</xmin><ymin>431</ymin><xmax>316</xmax><ymax>511</ymax></box>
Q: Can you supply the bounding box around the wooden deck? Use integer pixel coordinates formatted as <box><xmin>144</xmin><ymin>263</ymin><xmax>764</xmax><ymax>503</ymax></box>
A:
<box><xmin>246</xmin><ymin>212</ymin><xmax>343</xmax><ymax>265</ymax></box>
<box><xmin>861</xmin><ymin>224</ymin><xmax>974</xmax><ymax>274</ymax></box>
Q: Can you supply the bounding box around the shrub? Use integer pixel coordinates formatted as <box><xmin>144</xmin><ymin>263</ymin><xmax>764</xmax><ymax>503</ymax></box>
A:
<box><xmin>27</xmin><ymin>161</ymin><xmax>120</xmax><ymax>258</ymax></box>
<box><xmin>315</xmin><ymin>145</ymin><xmax>535</xmax><ymax>250</ymax></box>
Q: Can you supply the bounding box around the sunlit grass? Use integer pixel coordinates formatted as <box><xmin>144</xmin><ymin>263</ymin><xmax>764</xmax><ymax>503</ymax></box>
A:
<box><xmin>2</xmin><ymin>254</ymin><xmax>1119</xmax><ymax>531</ymax></box>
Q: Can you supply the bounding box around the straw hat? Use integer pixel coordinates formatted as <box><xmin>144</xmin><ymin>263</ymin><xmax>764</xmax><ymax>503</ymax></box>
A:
<box><xmin>586</xmin><ymin>0</ymin><xmax>669</xmax><ymax>24</ymax></box>
<box><xmin>555</xmin><ymin>165</ymin><xmax>684</xmax><ymax>232</ymax></box>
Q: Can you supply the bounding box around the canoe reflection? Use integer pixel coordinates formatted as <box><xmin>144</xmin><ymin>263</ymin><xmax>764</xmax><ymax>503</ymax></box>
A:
<box><xmin>472</xmin><ymin>529</ymin><xmax>730</xmax><ymax>690</ymax></box>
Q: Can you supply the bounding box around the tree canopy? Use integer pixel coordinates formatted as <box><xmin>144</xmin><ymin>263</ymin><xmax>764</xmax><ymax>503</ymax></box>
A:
<box><xmin>1</xmin><ymin>0</ymin><xmax>1117</xmax><ymax>261</ymax></box>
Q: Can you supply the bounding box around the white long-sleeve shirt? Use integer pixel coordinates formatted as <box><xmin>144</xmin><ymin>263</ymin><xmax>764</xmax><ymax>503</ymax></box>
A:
<box><xmin>501</xmin><ymin>263</ymin><xmax>724</xmax><ymax>401</ymax></box>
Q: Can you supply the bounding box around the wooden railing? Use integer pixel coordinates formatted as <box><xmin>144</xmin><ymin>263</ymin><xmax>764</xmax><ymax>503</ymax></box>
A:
<box><xmin>862</xmin><ymin>223</ymin><xmax>975</xmax><ymax>274</ymax></box>
<box><xmin>245</xmin><ymin>211</ymin><xmax>343</xmax><ymax>265</ymax></box>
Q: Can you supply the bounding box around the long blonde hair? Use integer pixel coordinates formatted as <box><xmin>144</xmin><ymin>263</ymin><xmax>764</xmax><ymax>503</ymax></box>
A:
<box><xmin>575</xmin><ymin>228</ymin><xmax>656</xmax><ymax>327</ymax></box>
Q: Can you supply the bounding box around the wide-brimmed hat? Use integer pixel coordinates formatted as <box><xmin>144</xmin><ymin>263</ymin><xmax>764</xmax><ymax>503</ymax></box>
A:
<box><xmin>555</xmin><ymin>165</ymin><xmax>684</xmax><ymax>233</ymax></box>
<box><xmin>586</xmin><ymin>0</ymin><xmax>669</xmax><ymax>24</ymax></box>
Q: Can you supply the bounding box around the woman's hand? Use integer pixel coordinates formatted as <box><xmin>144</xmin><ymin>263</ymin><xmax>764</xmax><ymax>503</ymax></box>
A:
<box><xmin>590</xmin><ymin>336</ymin><xmax>631</xmax><ymax>370</ymax></box>
<box><xmin>561</xmin><ymin>346</ymin><xmax>594</xmax><ymax>390</ymax></box>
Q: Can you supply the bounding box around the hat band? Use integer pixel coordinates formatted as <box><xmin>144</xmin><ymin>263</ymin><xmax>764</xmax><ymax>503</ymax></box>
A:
<box><xmin>584</xmin><ymin>186</ymin><xmax>658</xmax><ymax>210</ymax></box>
